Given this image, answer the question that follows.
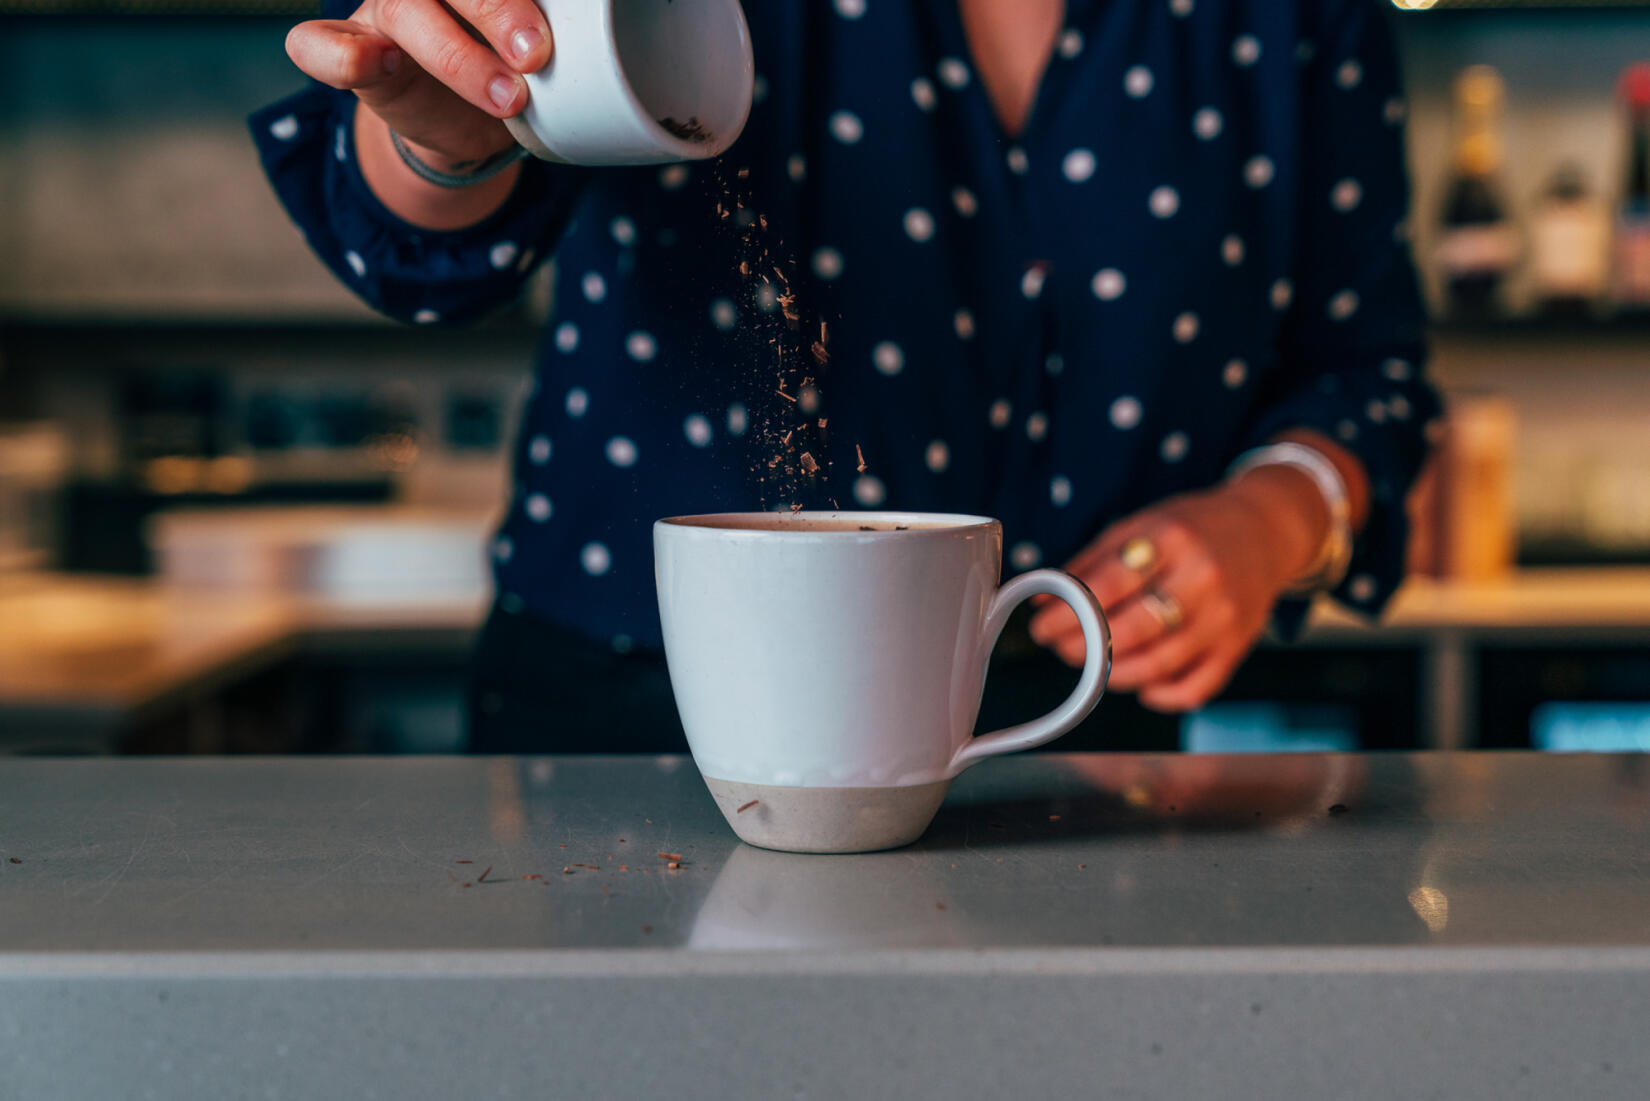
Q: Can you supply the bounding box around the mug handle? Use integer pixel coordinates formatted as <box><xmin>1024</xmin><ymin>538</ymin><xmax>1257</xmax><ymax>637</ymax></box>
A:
<box><xmin>948</xmin><ymin>569</ymin><xmax>1112</xmax><ymax>776</ymax></box>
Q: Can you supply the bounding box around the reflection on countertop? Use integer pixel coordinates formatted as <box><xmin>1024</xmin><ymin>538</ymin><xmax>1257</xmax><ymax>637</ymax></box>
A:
<box><xmin>2</xmin><ymin>752</ymin><xmax>1646</xmax><ymax>954</ymax></box>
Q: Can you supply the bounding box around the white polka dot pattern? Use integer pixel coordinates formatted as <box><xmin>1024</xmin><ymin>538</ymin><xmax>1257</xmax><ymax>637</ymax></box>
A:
<box><xmin>1110</xmin><ymin>396</ymin><xmax>1143</xmax><ymax>430</ymax></box>
<box><xmin>1244</xmin><ymin>155</ymin><xmax>1275</xmax><ymax>189</ymax></box>
<box><xmin>350</xmin><ymin>4</ymin><xmax>1432</xmax><ymax>649</ymax></box>
<box><xmin>488</xmin><ymin>242</ymin><xmax>518</xmax><ymax>270</ymax></box>
<box><xmin>904</xmin><ymin>208</ymin><xmax>935</xmax><ymax>242</ymax></box>
<box><xmin>1331</xmin><ymin>178</ymin><xmax>1363</xmax><ymax>212</ymax></box>
<box><xmin>926</xmin><ymin>440</ymin><xmax>950</xmax><ymax>472</ymax></box>
<box><xmin>830</xmin><ymin>111</ymin><xmax>864</xmax><ymax>144</ymax></box>
<box><xmin>812</xmin><ymin>247</ymin><xmax>845</xmax><ymax>280</ymax></box>
<box><xmin>494</xmin><ymin>536</ymin><xmax>513</xmax><ymax>562</ymax></box>
<box><xmin>606</xmin><ymin>436</ymin><xmax>638</xmax><ymax>468</ymax></box>
<box><xmin>683</xmin><ymin>414</ymin><xmax>713</xmax><ymax>447</ymax></box>
<box><xmin>1021</xmin><ymin>267</ymin><xmax>1046</xmax><ymax>299</ymax></box>
<box><xmin>580</xmin><ymin>542</ymin><xmax>612</xmax><ymax>576</ymax></box>
<box><xmin>413</xmin><ymin>309</ymin><xmax>440</xmax><ymax>325</ymax></box>
<box><xmin>625</xmin><ymin>332</ymin><xmax>657</xmax><ymax>362</ymax></box>
<box><xmin>269</xmin><ymin>115</ymin><xmax>299</xmax><ymax>141</ymax></box>
<box><xmin>711</xmin><ymin>297</ymin><xmax>737</xmax><ymax>331</ymax></box>
<box><xmin>873</xmin><ymin>341</ymin><xmax>905</xmax><ymax>376</ymax></box>
<box><xmin>1348</xmin><ymin>574</ymin><xmax>1377</xmax><ymax>603</ymax></box>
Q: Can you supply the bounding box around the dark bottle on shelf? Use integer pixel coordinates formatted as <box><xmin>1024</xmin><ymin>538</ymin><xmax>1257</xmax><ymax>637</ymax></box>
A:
<box><xmin>1615</xmin><ymin>63</ymin><xmax>1650</xmax><ymax>312</ymax></box>
<box><xmin>1434</xmin><ymin>66</ymin><xmax>1519</xmax><ymax>320</ymax></box>
<box><xmin>1529</xmin><ymin>163</ymin><xmax>1609</xmax><ymax>319</ymax></box>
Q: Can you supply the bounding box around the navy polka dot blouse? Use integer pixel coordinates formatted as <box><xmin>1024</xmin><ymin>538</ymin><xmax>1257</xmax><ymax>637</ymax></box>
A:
<box><xmin>252</xmin><ymin>0</ymin><xmax>1439</xmax><ymax>653</ymax></box>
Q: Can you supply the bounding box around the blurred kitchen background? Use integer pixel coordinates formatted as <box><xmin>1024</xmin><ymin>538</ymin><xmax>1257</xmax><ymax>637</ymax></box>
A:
<box><xmin>5</xmin><ymin>0</ymin><xmax>1650</xmax><ymax>756</ymax></box>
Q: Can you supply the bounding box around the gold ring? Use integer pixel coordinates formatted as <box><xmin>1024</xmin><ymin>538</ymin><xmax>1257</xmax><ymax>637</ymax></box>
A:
<box><xmin>1119</xmin><ymin>536</ymin><xmax>1158</xmax><ymax>575</ymax></box>
<box><xmin>1139</xmin><ymin>588</ymin><xmax>1184</xmax><ymax>633</ymax></box>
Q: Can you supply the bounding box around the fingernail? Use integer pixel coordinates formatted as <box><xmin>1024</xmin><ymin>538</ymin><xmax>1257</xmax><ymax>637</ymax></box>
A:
<box><xmin>381</xmin><ymin>47</ymin><xmax>401</xmax><ymax>75</ymax></box>
<box><xmin>509</xmin><ymin>26</ymin><xmax>543</xmax><ymax>63</ymax></box>
<box><xmin>488</xmin><ymin>74</ymin><xmax>518</xmax><ymax>110</ymax></box>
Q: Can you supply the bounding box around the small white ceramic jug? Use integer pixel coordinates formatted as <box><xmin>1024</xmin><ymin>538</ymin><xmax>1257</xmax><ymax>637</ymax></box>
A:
<box><xmin>505</xmin><ymin>0</ymin><xmax>755</xmax><ymax>165</ymax></box>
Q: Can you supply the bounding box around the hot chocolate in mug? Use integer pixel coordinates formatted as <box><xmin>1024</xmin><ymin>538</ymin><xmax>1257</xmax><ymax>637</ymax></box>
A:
<box><xmin>654</xmin><ymin>512</ymin><xmax>1111</xmax><ymax>853</ymax></box>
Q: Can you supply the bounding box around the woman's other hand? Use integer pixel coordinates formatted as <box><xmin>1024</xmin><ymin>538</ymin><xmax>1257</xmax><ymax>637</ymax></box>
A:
<box><xmin>286</xmin><ymin>0</ymin><xmax>552</xmax><ymax>165</ymax></box>
<box><xmin>1029</xmin><ymin>434</ymin><xmax>1367</xmax><ymax>713</ymax></box>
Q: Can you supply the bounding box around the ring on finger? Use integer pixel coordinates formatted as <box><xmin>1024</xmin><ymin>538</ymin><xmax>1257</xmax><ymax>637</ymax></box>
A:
<box><xmin>1139</xmin><ymin>587</ymin><xmax>1184</xmax><ymax>633</ymax></box>
<box><xmin>1119</xmin><ymin>536</ymin><xmax>1159</xmax><ymax>575</ymax></box>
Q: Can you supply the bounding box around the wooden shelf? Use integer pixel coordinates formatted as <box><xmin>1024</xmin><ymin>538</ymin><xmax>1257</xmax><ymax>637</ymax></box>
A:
<box><xmin>1430</xmin><ymin>313</ymin><xmax>1650</xmax><ymax>339</ymax></box>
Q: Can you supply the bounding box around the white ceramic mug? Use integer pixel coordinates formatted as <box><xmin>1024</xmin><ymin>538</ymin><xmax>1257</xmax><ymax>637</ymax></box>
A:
<box><xmin>504</xmin><ymin>0</ymin><xmax>755</xmax><ymax>165</ymax></box>
<box><xmin>654</xmin><ymin>512</ymin><xmax>1111</xmax><ymax>853</ymax></box>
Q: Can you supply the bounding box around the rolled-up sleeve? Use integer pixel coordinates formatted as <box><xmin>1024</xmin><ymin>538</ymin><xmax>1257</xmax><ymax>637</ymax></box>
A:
<box><xmin>249</xmin><ymin>79</ymin><xmax>590</xmax><ymax>326</ymax></box>
<box><xmin>1243</xmin><ymin>1</ymin><xmax>1442</xmax><ymax>621</ymax></box>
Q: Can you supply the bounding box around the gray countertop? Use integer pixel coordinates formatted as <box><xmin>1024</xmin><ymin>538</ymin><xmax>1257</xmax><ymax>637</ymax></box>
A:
<box><xmin>4</xmin><ymin>752</ymin><xmax>1649</xmax><ymax>1100</ymax></box>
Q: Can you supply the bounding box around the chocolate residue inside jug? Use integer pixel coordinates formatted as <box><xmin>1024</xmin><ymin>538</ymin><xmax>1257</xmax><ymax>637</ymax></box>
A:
<box><xmin>659</xmin><ymin>116</ymin><xmax>712</xmax><ymax>142</ymax></box>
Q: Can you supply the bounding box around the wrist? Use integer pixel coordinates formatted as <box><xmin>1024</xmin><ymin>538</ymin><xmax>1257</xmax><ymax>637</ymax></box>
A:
<box><xmin>354</xmin><ymin>105</ymin><xmax>524</xmax><ymax>231</ymax></box>
<box><xmin>1225</xmin><ymin>464</ymin><xmax>1331</xmax><ymax>588</ymax></box>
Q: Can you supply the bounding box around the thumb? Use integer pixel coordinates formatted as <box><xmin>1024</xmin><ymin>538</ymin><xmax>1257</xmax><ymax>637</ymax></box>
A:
<box><xmin>286</xmin><ymin>19</ymin><xmax>404</xmax><ymax>92</ymax></box>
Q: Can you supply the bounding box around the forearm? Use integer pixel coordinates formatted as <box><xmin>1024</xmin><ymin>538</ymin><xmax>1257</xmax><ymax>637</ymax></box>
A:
<box><xmin>354</xmin><ymin>105</ymin><xmax>523</xmax><ymax>231</ymax></box>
